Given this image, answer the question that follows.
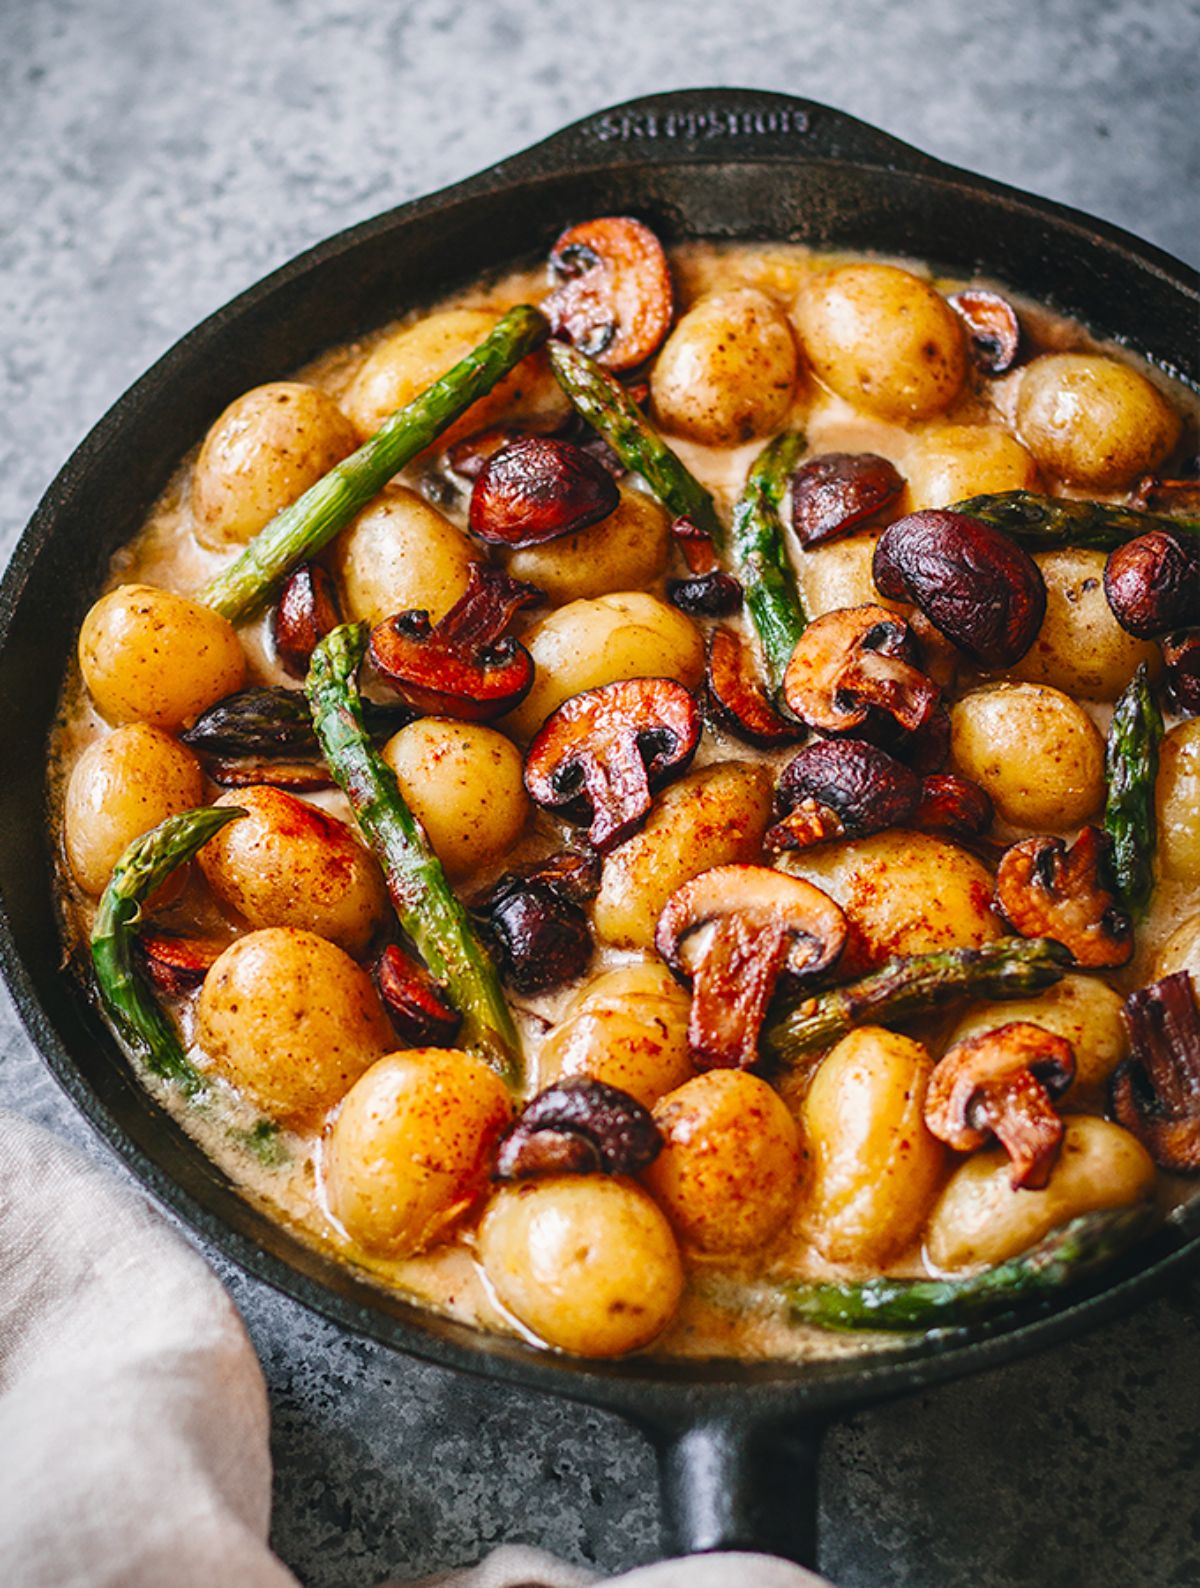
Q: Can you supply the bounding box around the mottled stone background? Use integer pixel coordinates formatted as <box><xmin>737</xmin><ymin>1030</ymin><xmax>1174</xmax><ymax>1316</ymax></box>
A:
<box><xmin>2</xmin><ymin>1</ymin><xmax>1199</xmax><ymax>1583</ymax></box>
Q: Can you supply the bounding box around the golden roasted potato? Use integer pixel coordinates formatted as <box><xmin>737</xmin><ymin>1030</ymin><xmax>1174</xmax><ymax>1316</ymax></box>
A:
<box><xmin>794</xmin><ymin>531</ymin><xmax>895</xmax><ymax>620</ymax></box>
<box><xmin>79</xmin><ymin>584</ymin><xmax>245</xmax><ymax>730</ymax></box>
<box><xmin>330</xmin><ymin>486</ymin><xmax>476</xmax><ymax>627</ymax></box>
<box><xmin>1158</xmin><ymin>910</ymin><xmax>1200</xmax><ymax>983</ymax></box>
<box><xmin>1016</xmin><ymin>353</ymin><xmax>1181</xmax><ymax>489</ymax></box>
<box><xmin>1157</xmin><ymin>720</ymin><xmax>1200</xmax><ymax>883</ymax></box>
<box><xmin>537</xmin><ymin>962</ymin><xmax>693</xmax><ymax>1108</ymax></box>
<box><xmin>506</xmin><ymin>485</ymin><xmax>669</xmax><ymax>604</ymax></box>
<box><xmin>950</xmin><ymin>682</ymin><xmax>1105</xmax><ymax>829</ymax></box>
<box><xmin>324</xmin><ymin>1048</ymin><xmax>512</xmax><ymax>1256</ymax></box>
<box><xmin>1012</xmin><ymin>549</ymin><xmax>1159</xmax><ymax>698</ymax></box>
<box><xmin>191</xmin><ymin>382</ymin><xmax>358</xmax><ymax>548</ymax></box>
<box><xmin>901</xmin><ymin>423</ymin><xmax>1039</xmax><ymax>513</ymax></box>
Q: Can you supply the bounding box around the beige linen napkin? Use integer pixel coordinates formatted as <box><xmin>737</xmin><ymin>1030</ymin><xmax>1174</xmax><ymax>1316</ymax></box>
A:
<box><xmin>0</xmin><ymin>1107</ymin><xmax>828</xmax><ymax>1588</ymax></box>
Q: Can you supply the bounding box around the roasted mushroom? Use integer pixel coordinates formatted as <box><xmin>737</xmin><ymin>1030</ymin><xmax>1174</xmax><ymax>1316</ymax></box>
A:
<box><xmin>873</xmin><ymin>510</ymin><xmax>1046</xmax><ymax>668</ymax></box>
<box><xmin>183</xmin><ymin>687</ymin><xmax>408</xmax><ymax>758</ymax></box>
<box><xmin>468</xmin><ymin>436</ymin><xmax>620</xmax><ymax>548</ymax></box>
<box><xmin>1163</xmin><ymin>630</ymin><xmax>1200</xmax><ymax>715</ymax></box>
<box><xmin>273</xmin><ymin>563</ymin><xmax>342</xmax><ymax>679</ymax></box>
<box><xmin>472</xmin><ymin>871</ymin><xmax>594</xmax><ymax>994</ymax></box>
<box><xmin>206</xmin><ymin>758</ymin><xmax>333</xmax><ymax>791</ymax></box>
<box><xmin>139</xmin><ymin>932</ymin><xmax>228</xmax><ymax>998</ymax></box>
<box><xmin>1110</xmin><ymin>971</ymin><xmax>1200</xmax><ymax>1173</ymax></box>
<box><xmin>1129</xmin><ymin>475</ymin><xmax>1200</xmax><ymax>514</ymax></box>
<box><xmin>912</xmin><ymin>773</ymin><xmax>994</xmax><ymax>838</ymax></box>
<box><xmin>494</xmin><ymin>1078</ymin><xmax>662</xmax><ymax>1180</ymax></box>
<box><xmin>782</xmin><ymin>604</ymin><xmax>940</xmax><ymax>738</ymax></box>
<box><xmin>1103</xmin><ymin>529</ymin><xmax>1200</xmax><ymax>638</ymax></box>
<box><xmin>948</xmin><ymin>289</ymin><xmax>1022</xmax><ymax>374</ymax></box>
<box><xmin>656</xmin><ymin>865</ymin><xmax>847</xmax><ymax>1069</ymax></box>
<box><xmin>369</xmin><ymin>564</ymin><xmax>542</xmax><ymax>722</ymax></box>
<box><xmin>706</xmin><ymin>628</ymin><xmax>804</xmax><ymax>747</ymax></box>
<box><xmin>994</xmin><ymin>828</ymin><xmax>1133</xmax><ymax>969</ymax></box>
<box><xmin>925</xmin><ymin>1021</ymin><xmax>1076</xmax><ymax>1189</ymax></box>
<box><xmin>544</xmin><ymin>216</ymin><xmax>674</xmax><ymax>371</ymax></box>
<box><xmin>524</xmin><ymin>677</ymin><xmax>701</xmax><ymax>852</ymax></box>
<box><xmin>790</xmin><ymin>452</ymin><xmax>905</xmax><ymax>547</ymax></box>
<box><xmin>446</xmin><ymin>424</ymin><xmax>530</xmax><ymax>480</ymax></box>
<box><xmin>766</xmin><ymin>738</ymin><xmax>921</xmax><ymax>851</ymax></box>
<box><xmin>374</xmin><ymin>942</ymin><xmax>462</xmax><ymax>1047</ymax></box>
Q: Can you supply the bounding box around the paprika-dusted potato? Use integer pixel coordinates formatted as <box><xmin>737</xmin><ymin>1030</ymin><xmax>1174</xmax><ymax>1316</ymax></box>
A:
<box><xmin>505</xmin><ymin>591</ymin><xmax>704</xmax><ymax>740</ymax></box>
<box><xmin>650</xmin><ymin>288</ymin><xmax>798</xmax><ymax>446</ymax></box>
<box><xmin>1157</xmin><ymin>719</ymin><xmax>1200</xmax><ymax>883</ymax></box>
<box><xmin>380</xmin><ymin>718</ymin><xmax>529</xmax><ymax>881</ymax></box>
<box><xmin>64</xmin><ymin>723</ymin><xmax>203</xmax><ymax>896</ymax></box>
<box><xmin>592</xmin><ymin>761</ymin><xmax>774</xmax><ymax>950</ymax></box>
<box><xmin>1016</xmin><ymin>352</ymin><xmax>1181</xmax><ymax>489</ymax></box>
<box><xmin>191</xmin><ymin>382</ymin><xmax>358</xmax><ymax>548</ymax></box>
<box><xmin>198</xmin><ymin>786</ymin><xmax>386</xmax><ymax>955</ymax></box>
<box><xmin>330</xmin><ymin>485</ymin><xmax>476</xmax><ymax>627</ymax></box>
<box><xmin>645</xmin><ymin>1070</ymin><xmax>800</xmax><ymax>1253</ymax></box>
<box><xmin>1158</xmin><ymin>910</ymin><xmax>1200</xmax><ymax>983</ymax></box>
<box><xmin>797</xmin><ymin>1026</ymin><xmax>945</xmax><ymax>1267</ymax></box>
<box><xmin>537</xmin><ymin>962</ymin><xmax>693</xmax><ymax>1108</ymax></box>
<box><xmin>479</xmin><ymin>1176</ymin><xmax>683</xmax><ymax>1357</ymax></box>
<box><xmin>901</xmin><ymin>423</ymin><xmax>1039</xmax><ymax>513</ymax></box>
<box><xmin>196</xmin><ymin>928</ymin><xmax>391</xmax><ymax>1124</ymax></box>
<box><xmin>343</xmin><ymin>306</ymin><xmax>568</xmax><ymax>444</ymax></box>
<box><xmin>925</xmin><ymin>1115</ymin><xmax>1156</xmax><ymax>1271</ymax></box>
<box><xmin>779</xmin><ymin>830</ymin><xmax>999</xmax><ymax>970</ymax></box>
<box><xmin>794</xmin><ymin>263</ymin><xmax>966</xmax><ymax>420</ymax></box>
<box><xmin>1012</xmin><ymin>549</ymin><xmax>1159</xmax><ymax>698</ymax></box>
<box><xmin>79</xmin><ymin>584</ymin><xmax>245</xmax><ymax>730</ymax></box>
<box><xmin>324</xmin><ymin>1049</ymin><xmax>512</xmax><ymax>1256</ymax></box>
<box><xmin>506</xmin><ymin>485</ymin><xmax>669</xmax><ymax>604</ymax></box>
<box><xmin>950</xmin><ymin>682</ymin><xmax>1105</xmax><ymax>829</ymax></box>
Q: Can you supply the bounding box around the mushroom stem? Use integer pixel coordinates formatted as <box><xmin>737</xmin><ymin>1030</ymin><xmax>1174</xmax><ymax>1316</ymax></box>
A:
<box><xmin>689</xmin><ymin>915</ymin><xmax>793</xmax><ymax>1071</ymax></box>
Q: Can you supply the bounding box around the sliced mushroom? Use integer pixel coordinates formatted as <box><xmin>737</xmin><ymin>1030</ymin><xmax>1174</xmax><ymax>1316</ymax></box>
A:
<box><xmin>1110</xmin><ymin>971</ymin><xmax>1200</xmax><ymax>1173</ymax></box>
<box><xmin>668</xmin><ymin>571</ymin><xmax>743</xmax><ymax>617</ymax></box>
<box><xmin>671</xmin><ymin>513</ymin><xmax>719</xmax><ymax>575</ymax></box>
<box><xmin>374</xmin><ymin>943</ymin><xmax>462</xmax><ymax>1047</ymax></box>
<box><xmin>273</xmin><ymin>563</ymin><xmax>343</xmax><ymax>679</ymax></box>
<box><xmin>183</xmin><ymin>687</ymin><xmax>409</xmax><ymax>758</ymax></box>
<box><xmin>948</xmin><ymin>289</ymin><xmax>1022</xmax><ymax>374</ymax></box>
<box><xmin>1163</xmin><ymin>630</ymin><xmax>1200</xmax><ymax>716</ymax></box>
<box><xmin>912</xmin><ymin>773</ymin><xmax>994</xmax><ymax>838</ymax></box>
<box><xmin>706</xmin><ymin>628</ymin><xmax>804</xmax><ymax>747</ymax></box>
<box><xmin>139</xmin><ymin>932</ymin><xmax>228</xmax><ymax>997</ymax></box>
<box><xmin>472</xmin><ymin>872</ymin><xmax>594</xmax><ymax>994</ymax></box>
<box><xmin>1129</xmin><ymin>475</ymin><xmax>1200</xmax><ymax>515</ymax></box>
<box><xmin>926</xmin><ymin>1021</ymin><xmax>1076</xmax><ymax>1189</ymax></box>
<box><xmin>766</xmin><ymin>738</ymin><xmax>920</xmax><ymax>851</ymax></box>
<box><xmin>782</xmin><ymin>604</ymin><xmax>940</xmax><ymax>738</ymax></box>
<box><xmin>656</xmin><ymin>865</ymin><xmax>847</xmax><ymax>1069</ymax></box>
<box><xmin>994</xmin><ymin>828</ymin><xmax>1133</xmax><ymax>969</ymax></box>
<box><xmin>369</xmin><ymin>564</ymin><xmax>542</xmax><ymax>722</ymax></box>
<box><xmin>206</xmin><ymin>758</ymin><xmax>334</xmax><ymax>792</ymax></box>
<box><xmin>544</xmin><ymin>216</ymin><xmax>674</xmax><ymax>370</ymax></box>
<box><xmin>790</xmin><ymin>452</ymin><xmax>904</xmax><ymax>547</ymax></box>
<box><xmin>468</xmin><ymin>436</ymin><xmax>620</xmax><ymax>548</ymax></box>
<box><xmin>1104</xmin><ymin>529</ymin><xmax>1200</xmax><ymax>639</ymax></box>
<box><xmin>524</xmin><ymin>677</ymin><xmax>701</xmax><ymax>852</ymax></box>
<box><xmin>494</xmin><ymin>1078</ymin><xmax>662</xmax><ymax>1180</ymax></box>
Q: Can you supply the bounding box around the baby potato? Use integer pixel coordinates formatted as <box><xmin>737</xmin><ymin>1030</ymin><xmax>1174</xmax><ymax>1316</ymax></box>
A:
<box><xmin>479</xmin><ymin>1176</ymin><xmax>683</xmax><ymax>1357</ymax></box>
<box><xmin>505</xmin><ymin>592</ymin><xmax>704</xmax><ymax>740</ymax></box>
<box><xmin>324</xmin><ymin>1048</ymin><xmax>512</xmax><ymax>1256</ymax></box>
<box><xmin>64</xmin><ymin>723</ymin><xmax>203</xmax><ymax>896</ymax></box>
<box><xmin>1012</xmin><ymin>549</ymin><xmax>1159</xmax><ymax>698</ymax></box>
<box><xmin>593</xmin><ymin>761</ymin><xmax>774</xmax><ymax>950</ymax></box>
<box><xmin>945</xmin><ymin>974</ymin><xmax>1128</xmax><ymax>1112</ymax></box>
<box><xmin>1016</xmin><ymin>352</ymin><xmax>1181</xmax><ymax>489</ymax></box>
<box><xmin>79</xmin><ymin>583</ymin><xmax>245</xmax><ymax>730</ymax></box>
<box><xmin>794</xmin><ymin>263</ymin><xmax>966</xmax><ymax>421</ymax></box>
<box><xmin>191</xmin><ymin>382</ymin><xmax>358</xmax><ymax>549</ymax></box>
<box><xmin>650</xmin><ymin>288</ymin><xmax>798</xmax><ymax>446</ymax></box>
<box><xmin>537</xmin><ymin>962</ymin><xmax>693</xmax><ymax>1108</ymax></box>
<box><xmin>196</xmin><ymin>927</ymin><xmax>391</xmax><ymax>1123</ymax></box>
<box><xmin>645</xmin><ymin>1070</ymin><xmax>801</xmax><ymax>1253</ymax></box>
<box><xmin>780</xmin><ymin>830</ymin><xmax>999</xmax><ymax>969</ymax></box>
<box><xmin>381</xmin><ymin>718</ymin><xmax>529</xmax><ymax>881</ymax></box>
<box><xmin>198</xmin><ymin>786</ymin><xmax>386</xmax><ymax>955</ymax></box>
<box><xmin>925</xmin><ymin>1115</ymin><xmax>1155</xmax><ymax>1271</ymax></box>
<box><xmin>950</xmin><ymin>682</ymin><xmax>1105</xmax><ymax>829</ymax></box>
<box><xmin>901</xmin><ymin>423</ymin><xmax>1039</xmax><ymax>513</ymax></box>
<box><xmin>1158</xmin><ymin>910</ymin><xmax>1200</xmax><ymax>982</ymax></box>
<box><xmin>344</xmin><ymin>306</ymin><xmax>568</xmax><ymax>444</ymax></box>
<box><xmin>330</xmin><ymin>486</ymin><xmax>476</xmax><ymax>627</ymax></box>
<box><xmin>506</xmin><ymin>485</ymin><xmax>669</xmax><ymax>604</ymax></box>
<box><xmin>1157</xmin><ymin>719</ymin><xmax>1200</xmax><ymax>883</ymax></box>
<box><xmin>794</xmin><ymin>531</ymin><xmax>894</xmax><ymax>620</ymax></box>
<box><xmin>799</xmin><ymin>1026</ymin><xmax>945</xmax><ymax>1267</ymax></box>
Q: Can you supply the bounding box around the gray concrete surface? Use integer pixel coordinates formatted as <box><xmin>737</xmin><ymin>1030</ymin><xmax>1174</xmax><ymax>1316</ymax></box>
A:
<box><xmin>2</xmin><ymin>0</ymin><xmax>1199</xmax><ymax>1583</ymax></box>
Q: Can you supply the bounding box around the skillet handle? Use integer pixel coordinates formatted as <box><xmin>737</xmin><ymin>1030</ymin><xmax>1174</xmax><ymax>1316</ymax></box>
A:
<box><xmin>653</xmin><ymin>1414</ymin><xmax>827</xmax><ymax>1567</ymax></box>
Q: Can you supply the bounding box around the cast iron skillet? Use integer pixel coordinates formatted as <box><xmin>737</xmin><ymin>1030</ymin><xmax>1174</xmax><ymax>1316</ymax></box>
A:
<box><xmin>2</xmin><ymin>88</ymin><xmax>1199</xmax><ymax>1568</ymax></box>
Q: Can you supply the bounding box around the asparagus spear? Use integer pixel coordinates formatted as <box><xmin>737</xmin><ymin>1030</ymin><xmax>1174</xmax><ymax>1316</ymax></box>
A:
<box><xmin>200</xmin><ymin>305</ymin><xmax>549</xmax><ymax>621</ymax></box>
<box><xmin>1104</xmin><ymin>662</ymin><xmax>1164</xmax><ymax>918</ymax></box>
<box><xmin>762</xmin><ymin>937</ymin><xmax>1073</xmax><ymax>1067</ymax></box>
<box><xmin>951</xmin><ymin>490</ymin><xmax>1200</xmax><ymax>551</ymax></box>
<box><xmin>91</xmin><ymin>806</ymin><xmax>244</xmax><ymax>1095</ymax></box>
<box><xmin>782</xmin><ymin>1204</ymin><xmax>1155</xmax><ymax>1332</ymax></box>
<box><xmin>306</xmin><ymin>623</ymin><xmax>522</xmax><ymax>1087</ymax></box>
<box><xmin>546</xmin><ymin>340</ymin><xmax>724</xmax><ymax>544</ymax></box>
<box><xmin>731</xmin><ymin>431</ymin><xmax>808</xmax><ymax>690</ymax></box>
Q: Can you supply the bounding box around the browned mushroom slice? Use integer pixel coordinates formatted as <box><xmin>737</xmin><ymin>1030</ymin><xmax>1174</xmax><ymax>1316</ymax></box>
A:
<box><xmin>524</xmin><ymin>678</ymin><xmax>701</xmax><ymax>853</ymax></box>
<box><xmin>468</xmin><ymin>436</ymin><xmax>620</xmax><ymax>548</ymax></box>
<box><xmin>912</xmin><ymin>773</ymin><xmax>994</xmax><ymax>838</ymax></box>
<box><xmin>494</xmin><ymin>1078</ymin><xmax>662</xmax><ymax>1180</ymax></box>
<box><xmin>765</xmin><ymin>739</ymin><xmax>920</xmax><ymax>852</ymax></box>
<box><xmin>374</xmin><ymin>943</ymin><xmax>462</xmax><ymax>1047</ymax></box>
<box><xmin>1110</xmin><ymin>972</ymin><xmax>1200</xmax><ymax>1173</ymax></box>
<box><xmin>672</xmin><ymin>513</ymin><xmax>719</xmax><ymax>574</ymax></box>
<box><xmin>544</xmin><ymin>216</ymin><xmax>674</xmax><ymax>371</ymax></box>
<box><xmin>369</xmin><ymin>564</ymin><xmax>542</xmax><ymax>722</ymax></box>
<box><xmin>273</xmin><ymin>563</ymin><xmax>343</xmax><ymax>679</ymax></box>
<box><xmin>925</xmin><ymin>1021</ymin><xmax>1075</xmax><ymax>1189</ymax></box>
<box><xmin>994</xmin><ymin>828</ymin><xmax>1133</xmax><ymax>969</ymax></box>
<box><xmin>706</xmin><ymin>628</ymin><xmax>804</xmax><ymax>747</ymax></box>
<box><xmin>656</xmin><ymin>865</ymin><xmax>847</xmax><ymax>1070</ymax></box>
<box><xmin>668</xmin><ymin>571</ymin><xmax>744</xmax><ymax>618</ymax></box>
<box><xmin>1104</xmin><ymin>530</ymin><xmax>1200</xmax><ymax>639</ymax></box>
<box><xmin>948</xmin><ymin>289</ymin><xmax>1022</xmax><ymax>374</ymax></box>
<box><xmin>207</xmin><ymin>758</ymin><xmax>334</xmax><ymax>792</ymax></box>
<box><xmin>139</xmin><ymin>932</ymin><xmax>229</xmax><ymax>997</ymax></box>
<box><xmin>1129</xmin><ymin>475</ymin><xmax>1200</xmax><ymax>514</ymax></box>
<box><xmin>471</xmin><ymin>872</ymin><xmax>594</xmax><ymax>994</ymax></box>
<box><xmin>790</xmin><ymin>452</ymin><xmax>905</xmax><ymax>547</ymax></box>
<box><xmin>1163</xmin><ymin>630</ymin><xmax>1200</xmax><ymax>716</ymax></box>
<box><xmin>782</xmin><ymin>604</ymin><xmax>940</xmax><ymax>737</ymax></box>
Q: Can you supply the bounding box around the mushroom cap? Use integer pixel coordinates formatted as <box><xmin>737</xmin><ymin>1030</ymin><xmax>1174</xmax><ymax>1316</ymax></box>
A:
<box><xmin>995</xmin><ymin>827</ymin><xmax>1133</xmax><ymax>969</ymax></box>
<box><xmin>782</xmin><ymin>604</ymin><xmax>939</xmax><ymax>736</ymax></box>
<box><xmin>1110</xmin><ymin>971</ymin><xmax>1200</xmax><ymax>1173</ymax></box>
<box><xmin>468</xmin><ymin>436</ymin><xmax>620</xmax><ymax>548</ymax></box>
<box><xmin>706</xmin><ymin>627</ymin><xmax>804</xmax><ymax>747</ymax></box>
